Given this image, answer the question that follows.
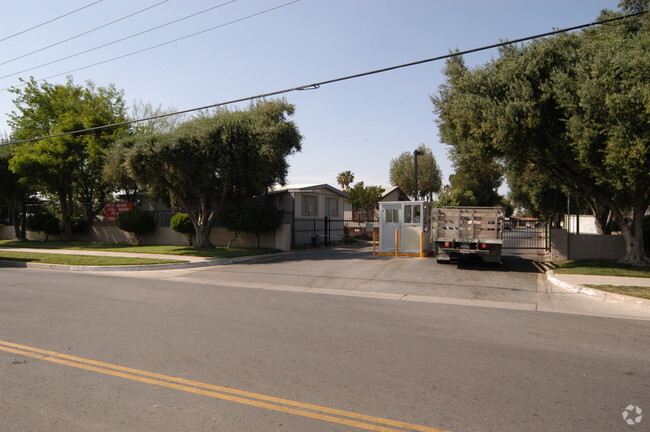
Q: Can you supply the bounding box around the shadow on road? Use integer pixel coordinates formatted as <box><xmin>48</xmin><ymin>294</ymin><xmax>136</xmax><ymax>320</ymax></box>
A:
<box><xmin>456</xmin><ymin>254</ymin><xmax>542</xmax><ymax>274</ymax></box>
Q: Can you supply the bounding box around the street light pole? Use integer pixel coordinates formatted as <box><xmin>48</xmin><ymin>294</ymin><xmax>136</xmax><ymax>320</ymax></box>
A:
<box><xmin>413</xmin><ymin>149</ymin><xmax>423</xmax><ymax>200</ymax></box>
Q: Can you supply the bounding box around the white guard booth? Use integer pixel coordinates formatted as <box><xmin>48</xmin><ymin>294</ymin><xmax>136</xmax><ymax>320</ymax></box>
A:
<box><xmin>378</xmin><ymin>201</ymin><xmax>432</xmax><ymax>256</ymax></box>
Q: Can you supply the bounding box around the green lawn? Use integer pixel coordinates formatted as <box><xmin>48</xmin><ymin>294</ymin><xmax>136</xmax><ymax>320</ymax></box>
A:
<box><xmin>584</xmin><ymin>284</ymin><xmax>650</xmax><ymax>301</ymax></box>
<box><xmin>0</xmin><ymin>251</ymin><xmax>184</xmax><ymax>266</ymax></box>
<box><xmin>0</xmin><ymin>240</ymin><xmax>277</xmax><ymax>259</ymax></box>
<box><xmin>553</xmin><ymin>260</ymin><xmax>650</xmax><ymax>278</ymax></box>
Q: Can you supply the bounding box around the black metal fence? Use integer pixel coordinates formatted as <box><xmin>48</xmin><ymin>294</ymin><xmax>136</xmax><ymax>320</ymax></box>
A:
<box><xmin>503</xmin><ymin>222</ymin><xmax>549</xmax><ymax>250</ymax></box>
<box><xmin>292</xmin><ymin>217</ymin><xmax>378</xmax><ymax>248</ymax></box>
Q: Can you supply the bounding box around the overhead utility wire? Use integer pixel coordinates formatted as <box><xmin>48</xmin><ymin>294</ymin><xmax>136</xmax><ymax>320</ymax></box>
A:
<box><xmin>0</xmin><ymin>0</ymin><xmax>170</xmax><ymax>67</ymax></box>
<box><xmin>0</xmin><ymin>1</ymin><xmax>103</xmax><ymax>43</ymax></box>
<box><xmin>3</xmin><ymin>10</ymin><xmax>646</xmax><ymax>147</ymax></box>
<box><xmin>0</xmin><ymin>0</ymin><xmax>237</xmax><ymax>76</ymax></box>
<box><xmin>0</xmin><ymin>0</ymin><xmax>294</xmax><ymax>87</ymax></box>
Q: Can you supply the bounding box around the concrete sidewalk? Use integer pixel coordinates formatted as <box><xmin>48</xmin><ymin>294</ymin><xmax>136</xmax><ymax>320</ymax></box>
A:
<box><xmin>546</xmin><ymin>269</ymin><xmax>650</xmax><ymax>308</ymax></box>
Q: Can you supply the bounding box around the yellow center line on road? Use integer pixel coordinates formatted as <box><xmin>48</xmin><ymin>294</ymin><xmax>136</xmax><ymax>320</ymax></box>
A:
<box><xmin>0</xmin><ymin>340</ymin><xmax>451</xmax><ymax>432</ymax></box>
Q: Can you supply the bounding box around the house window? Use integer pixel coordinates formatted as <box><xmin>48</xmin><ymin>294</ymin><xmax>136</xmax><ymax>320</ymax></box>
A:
<box><xmin>325</xmin><ymin>197</ymin><xmax>339</xmax><ymax>217</ymax></box>
<box><xmin>301</xmin><ymin>194</ymin><xmax>318</xmax><ymax>216</ymax></box>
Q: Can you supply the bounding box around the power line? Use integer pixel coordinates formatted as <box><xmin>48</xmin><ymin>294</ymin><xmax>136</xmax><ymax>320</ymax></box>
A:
<box><xmin>3</xmin><ymin>10</ymin><xmax>647</xmax><ymax>147</ymax></box>
<box><xmin>0</xmin><ymin>1</ymin><xmax>103</xmax><ymax>43</ymax></box>
<box><xmin>0</xmin><ymin>0</ymin><xmax>238</xmax><ymax>78</ymax></box>
<box><xmin>0</xmin><ymin>0</ymin><xmax>170</xmax><ymax>67</ymax></box>
<box><xmin>36</xmin><ymin>0</ymin><xmax>297</xmax><ymax>89</ymax></box>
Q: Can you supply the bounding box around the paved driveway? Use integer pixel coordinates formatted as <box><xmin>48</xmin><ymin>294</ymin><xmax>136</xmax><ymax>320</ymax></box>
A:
<box><xmin>145</xmin><ymin>246</ymin><xmax>545</xmax><ymax>308</ymax></box>
<box><xmin>98</xmin><ymin>245</ymin><xmax>646</xmax><ymax>319</ymax></box>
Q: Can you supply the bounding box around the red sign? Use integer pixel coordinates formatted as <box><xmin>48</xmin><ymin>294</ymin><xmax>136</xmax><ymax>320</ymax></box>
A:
<box><xmin>105</xmin><ymin>202</ymin><xmax>133</xmax><ymax>221</ymax></box>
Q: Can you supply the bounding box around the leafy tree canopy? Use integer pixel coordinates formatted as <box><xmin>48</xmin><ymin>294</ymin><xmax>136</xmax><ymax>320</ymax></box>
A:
<box><xmin>336</xmin><ymin>171</ymin><xmax>354</xmax><ymax>191</ymax></box>
<box><xmin>347</xmin><ymin>182</ymin><xmax>384</xmax><ymax>220</ymax></box>
<box><xmin>111</xmin><ymin>98</ymin><xmax>302</xmax><ymax>248</ymax></box>
<box><xmin>8</xmin><ymin>76</ymin><xmax>128</xmax><ymax>240</ymax></box>
<box><xmin>389</xmin><ymin>144</ymin><xmax>442</xmax><ymax>201</ymax></box>
<box><xmin>432</xmin><ymin>2</ymin><xmax>649</xmax><ymax>263</ymax></box>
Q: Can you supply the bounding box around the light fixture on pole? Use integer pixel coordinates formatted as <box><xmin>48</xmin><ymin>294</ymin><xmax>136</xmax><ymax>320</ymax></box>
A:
<box><xmin>413</xmin><ymin>149</ymin><xmax>423</xmax><ymax>200</ymax></box>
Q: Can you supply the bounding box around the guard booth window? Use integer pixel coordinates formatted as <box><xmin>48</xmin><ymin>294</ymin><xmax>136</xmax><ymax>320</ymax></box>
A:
<box><xmin>404</xmin><ymin>204</ymin><xmax>421</xmax><ymax>224</ymax></box>
<box><xmin>384</xmin><ymin>208</ymin><xmax>399</xmax><ymax>223</ymax></box>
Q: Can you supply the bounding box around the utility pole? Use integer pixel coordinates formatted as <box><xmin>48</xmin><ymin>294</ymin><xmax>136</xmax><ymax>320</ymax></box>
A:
<box><xmin>413</xmin><ymin>149</ymin><xmax>423</xmax><ymax>200</ymax></box>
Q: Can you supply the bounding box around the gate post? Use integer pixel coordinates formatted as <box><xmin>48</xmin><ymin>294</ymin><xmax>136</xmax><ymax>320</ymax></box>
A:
<box><xmin>324</xmin><ymin>216</ymin><xmax>329</xmax><ymax>246</ymax></box>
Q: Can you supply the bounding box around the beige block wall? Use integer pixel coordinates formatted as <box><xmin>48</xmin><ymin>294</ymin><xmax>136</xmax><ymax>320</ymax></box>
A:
<box><xmin>0</xmin><ymin>223</ymin><xmax>292</xmax><ymax>251</ymax></box>
<box><xmin>0</xmin><ymin>226</ymin><xmax>15</xmax><ymax>240</ymax></box>
<box><xmin>550</xmin><ymin>229</ymin><xmax>625</xmax><ymax>261</ymax></box>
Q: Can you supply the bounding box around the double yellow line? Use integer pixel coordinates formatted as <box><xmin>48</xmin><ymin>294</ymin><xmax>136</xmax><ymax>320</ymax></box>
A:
<box><xmin>0</xmin><ymin>340</ymin><xmax>450</xmax><ymax>432</ymax></box>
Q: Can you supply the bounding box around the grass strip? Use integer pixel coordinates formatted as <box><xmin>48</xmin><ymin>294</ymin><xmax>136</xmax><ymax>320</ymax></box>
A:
<box><xmin>553</xmin><ymin>260</ymin><xmax>650</xmax><ymax>278</ymax></box>
<box><xmin>584</xmin><ymin>284</ymin><xmax>650</xmax><ymax>301</ymax></box>
<box><xmin>0</xmin><ymin>251</ymin><xmax>185</xmax><ymax>266</ymax></box>
<box><xmin>0</xmin><ymin>240</ymin><xmax>276</xmax><ymax>259</ymax></box>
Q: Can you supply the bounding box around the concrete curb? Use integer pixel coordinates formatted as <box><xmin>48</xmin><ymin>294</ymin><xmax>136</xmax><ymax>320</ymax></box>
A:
<box><xmin>546</xmin><ymin>270</ymin><xmax>650</xmax><ymax>308</ymax></box>
<box><xmin>0</xmin><ymin>252</ymin><xmax>287</xmax><ymax>272</ymax></box>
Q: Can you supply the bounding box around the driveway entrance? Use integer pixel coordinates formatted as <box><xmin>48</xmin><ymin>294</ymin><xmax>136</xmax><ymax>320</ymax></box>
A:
<box><xmin>180</xmin><ymin>246</ymin><xmax>543</xmax><ymax>307</ymax></box>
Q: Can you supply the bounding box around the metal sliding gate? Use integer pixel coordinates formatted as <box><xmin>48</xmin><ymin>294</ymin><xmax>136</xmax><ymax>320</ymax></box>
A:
<box><xmin>503</xmin><ymin>222</ymin><xmax>549</xmax><ymax>250</ymax></box>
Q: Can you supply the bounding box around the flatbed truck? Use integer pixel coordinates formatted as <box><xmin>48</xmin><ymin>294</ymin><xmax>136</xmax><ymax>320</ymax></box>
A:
<box><xmin>430</xmin><ymin>206</ymin><xmax>504</xmax><ymax>263</ymax></box>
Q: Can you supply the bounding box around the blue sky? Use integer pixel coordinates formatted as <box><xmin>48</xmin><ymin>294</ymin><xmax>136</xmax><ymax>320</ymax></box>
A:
<box><xmin>0</xmin><ymin>0</ymin><xmax>622</xmax><ymax>191</ymax></box>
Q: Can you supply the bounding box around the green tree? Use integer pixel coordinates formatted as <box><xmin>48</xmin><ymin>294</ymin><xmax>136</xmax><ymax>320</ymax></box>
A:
<box><xmin>0</xmin><ymin>147</ymin><xmax>30</xmax><ymax>240</ymax></box>
<box><xmin>221</xmin><ymin>207</ymin><xmax>253</xmax><ymax>248</ymax></box>
<box><xmin>8</xmin><ymin>77</ymin><xmax>128</xmax><ymax>240</ymax></box>
<box><xmin>170</xmin><ymin>212</ymin><xmax>194</xmax><ymax>245</ymax></box>
<box><xmin>336</xmin><ymin>170</ymin><xmax>355</xmax><ymax>191</ymax></box>
<box><xmin>130</xmin><ymin>100</ymin><xmax>183</xmax><ymax>135</ymax></box>
<box><xmin>116</xmin><ymin>209</ymin><xmax>155</xmax><ymax>245</ymax></box>
<box><xmin>346</xmin><ymin>182</ymin><xmax>384</xmax><ymax>220</ymax></box>
<box><xmin>111</xmin><ymin>99</ymin><xmax>302</xmax><ymax>248</ymax></box>
<box><xmin>433</xmin><ymin>3</ymin><xmax>649</xmax><ymax>264</ymax></box>
<box><xmin>434</xmin><ymin>185</ymin><xmax>476</xmax><ymax>207</ymax></box>
<box><xmin>222</xmin><ymin>204</ymin><xmax>283</xmax><ymax>248</ymax></box>
<box><xmin>448</xmin><ymin>150</ymin><xmax>504</xmax><ymax>207</ymax></box>
<box><xmin>248</xmin><ymin>205</ymin><xmax>283</xmax><ymax>248</ymax></box>
<box><xmin>389</xmin><ymin>144</ymin><xmax>442</xmax><ymax>200</ymax></box>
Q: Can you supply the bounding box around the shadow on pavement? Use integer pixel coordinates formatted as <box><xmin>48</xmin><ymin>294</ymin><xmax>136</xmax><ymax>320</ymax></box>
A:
<box><xmin>456</xmin><ymin>255</ymin><xmax>542</xmax><ymax>274</ymax></box>
<box><xmin>244</xmin><ymin>245</ymin><xmax>545</xmax><ymax>275</ymax></box>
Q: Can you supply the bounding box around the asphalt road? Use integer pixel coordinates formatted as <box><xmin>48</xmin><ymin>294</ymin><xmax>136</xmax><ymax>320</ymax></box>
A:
<box><xmin>1</xmin><ymin>249</ymin><xmax>648</xmax><ymax>432</ymax></box>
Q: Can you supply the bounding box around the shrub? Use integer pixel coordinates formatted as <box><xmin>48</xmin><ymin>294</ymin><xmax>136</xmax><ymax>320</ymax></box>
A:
<box><xmin>26</xmin><ymin>211</ymin><xmax>61</xmax><ymax>240</ymax></box>
<box><xmin>170</xmin><ymin>213</ymin><xmax>194</xmax><ymax>234</ymax></box>
<box><xmin>116</xmin><ymin>210</ymin><xmax>155</xmax><ymax>245</ymax></box>
<box><xmin>42</xmin><ymin>217</ymin><xmax>61</xmax><ymax>241</ymax></box>
<box><xmin>222</xmin><ymin>207</ymin><xmax>254</xmax><ymax>248</ymax></box>
<box><xmin>71</xmin><ymin>218</ymin><xmax>90</xmax><ymax>234</ymax></box>
<box><xmin>170</xmin><ymin>213</ymin><xmax>194</xmax><ymax>245</ymax></box>
<box><xmin>222</xmin><ymin>205</ymin><xmax>283</xmax><ymax>248</ymax></box>
<box><xmin>26</xmin><ymin>212</ymin><xmax>55</xmax><ymax>232</ymax></box>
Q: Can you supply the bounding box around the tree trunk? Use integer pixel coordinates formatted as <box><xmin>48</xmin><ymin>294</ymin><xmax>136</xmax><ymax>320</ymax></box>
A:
<box><xmin>11</xmin><ymin>204</ymin><xmax>25</xmax><ymax>241</ymax></box>
<box><xmin>59</xmin><ymin>190</ymin><xmax>73</xmax><ymax>242</ymax></box>
<box><xmin>85</xmin><ymin>202</ymin><xmax>94</xmax><ymax>227</ymax></box>
<box><xmin>619</xmin><ymin>221</ymin><xmax>646</xmax><ymax>265</ymax></box>
<box><xmin>587</xmin><ymin>200</ymin><xmax>611</xmax><ymax>235</ymax></box>
<box><xmin>192</xmin><ymin>220</ymin><xmax>214</xmax><ymax>248</ymax></box>
<box><xmin>227</xmin><ymin>232</ymin><xmax>240</xmax><ymax>249</ymax></box>
<box><xmin>614</xmin><ymin>202</ymin><xmax>647</xmax><ymax>266</ymax></box>
<box><xmin>20</xmin><ymin>201</ymin><xmax>27</xmax><ymax>241</ymax></box>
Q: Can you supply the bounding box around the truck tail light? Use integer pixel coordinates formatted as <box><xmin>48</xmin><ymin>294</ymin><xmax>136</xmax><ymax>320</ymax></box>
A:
<box><xmin>481</xmin><ymin>244</ymin><xmax>488</xmax><ymax>249</ymax></box>
<box><xmin>444</xmin><ymin>242</ymin><xmax>450</xmax><ymax>247</ymax></box>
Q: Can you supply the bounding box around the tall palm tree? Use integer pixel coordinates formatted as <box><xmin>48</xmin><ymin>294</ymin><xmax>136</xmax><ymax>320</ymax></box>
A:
<box><xmin>336</xmin><ymin>170</ymin><xmax>354</xmax><ymax>191</ymax></box>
